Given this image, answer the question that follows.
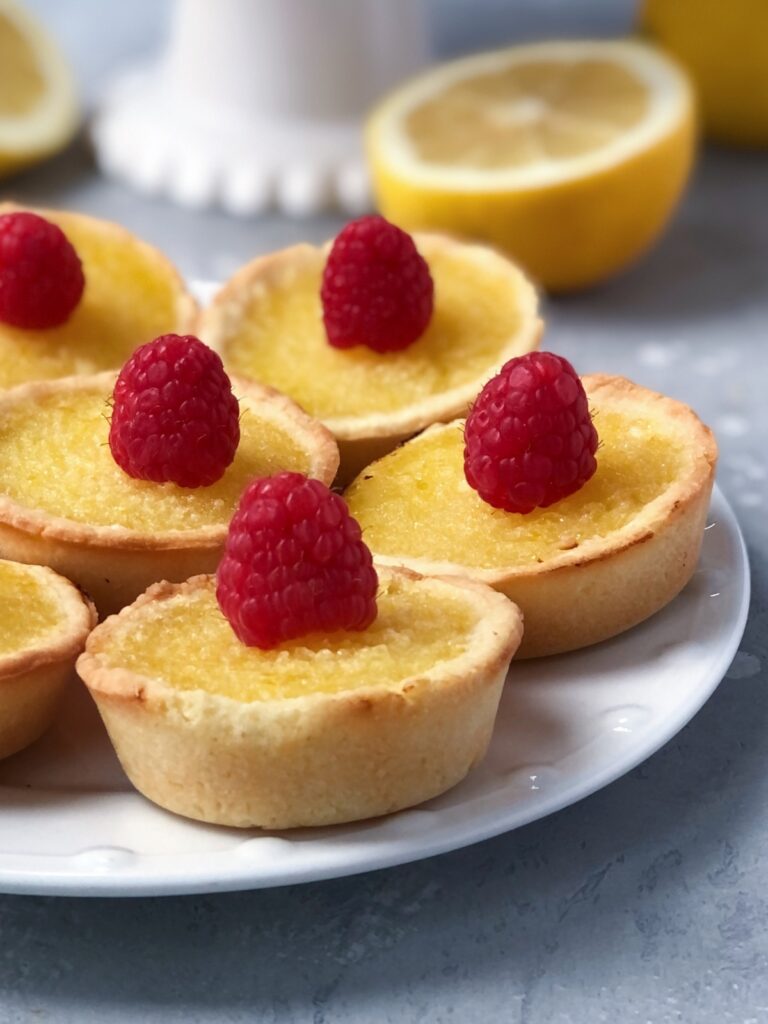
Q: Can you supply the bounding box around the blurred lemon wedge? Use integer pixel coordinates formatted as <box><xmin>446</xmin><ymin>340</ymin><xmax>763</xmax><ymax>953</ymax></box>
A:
<box><xmin>641</xmin><ymin>0</ymin><xmax>768</xmax><ymax>147</ymax></box>
<box><xmin>0</xmin><ymin>0</ymin><xmax>78</xmax><ymax>178</ymax></box>
<box><xmin>366</xmin><ymin>40</ymin><xmax>695</xmax><ymax>292</ymax></box>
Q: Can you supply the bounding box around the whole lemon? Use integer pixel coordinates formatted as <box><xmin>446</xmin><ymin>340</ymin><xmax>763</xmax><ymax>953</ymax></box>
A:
<box><xmin>641</xmin><ymin>0</ymin><xmax>768</xmax><ymax>147</ymax></box>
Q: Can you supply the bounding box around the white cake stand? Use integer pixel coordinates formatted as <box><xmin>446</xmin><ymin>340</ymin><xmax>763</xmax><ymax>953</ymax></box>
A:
<box><xmin>91</xmin><ymin>0</ymin><xmax>429</xmax><ymax>216</ymax></box>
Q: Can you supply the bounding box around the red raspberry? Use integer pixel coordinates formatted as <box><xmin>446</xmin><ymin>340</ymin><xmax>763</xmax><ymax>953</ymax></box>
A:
<box><xmin>216</xmin><ymin>472</ymin><xmax>379</xmax><ymax>649</ymax></box>
<box><xmin>109</xmin><ymin>334</ymin><xmax>240</xmax><ymax>488</ymax></box>
<box><xmin>320</xmin><ymin>215</ymin><xmax>433</xmax><ymax>353</ymax></box>
<box><xmin>0</xmin><ymin>211</ymin><xmax>85</xmax><ymax>329</ymax></box>
<box><xmin>464</xmin><ymin>352</ymin><xmax>598</xmax><ymax>514</ymax></box>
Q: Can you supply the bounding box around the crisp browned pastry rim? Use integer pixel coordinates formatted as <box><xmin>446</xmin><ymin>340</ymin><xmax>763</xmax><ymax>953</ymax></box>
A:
<box><xmin>0</xmin><ymin>561</ymin><xmax>96</xmax><ymax>682</ymax></box>
<box><xmin>0</xmin><ymin>372</ymin><xmax>340</xmax><ymax>553</ymax></box>
<box><xmin>198</xmin><ymin>232</ymin><xmax>543</xmax><ymax>443</ymax></box>
<box><xmin>357</xmin><ymin>373</ymin><xmax>718</xmax><ymax>585</ymax></box>
<box><xmin>78</xmin><ymin>567</ymin><xmax>523</xmax><ymax>712</ymax></box>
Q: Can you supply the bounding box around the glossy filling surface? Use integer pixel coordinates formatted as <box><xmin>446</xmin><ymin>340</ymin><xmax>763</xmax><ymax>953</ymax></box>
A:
<box><xmin>405</xmin><ymin>58</ymin><xmax>649</xmax><ymax>168</ymax></box>
<box><xmin>0</xmin><ymin>212</ymin><xmax>186</xmax><ymax>388</ymax></box>
<box><xmin>346</xmin><ymin>408</ymin><xmax>691</xmax><ymax>569</ymax></box>
<box><xmin>220</xmin><ymin>241</ymin><xmax>532</xmax><ymax>421</ymax></box>
<box><xmin>99</xmin><ymin>576</ymin><xmax>476</xmax><ymax>702</ymax></box>
<box><xmin>0</xmin><ymin>385</ymin><xmax>310</xmax><ymax>532</ymax></box>
<box><xmin>0</xmin><ymin>562</ymin><xmax>63</xmax><ymax>658</ymax></box>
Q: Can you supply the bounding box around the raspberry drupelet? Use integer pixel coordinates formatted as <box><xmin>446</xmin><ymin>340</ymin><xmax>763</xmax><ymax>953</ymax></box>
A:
<box><xmin>320</xmin><ymin>215</ymin><xmax>433</xmax><ymax>353</ymax></box>
<box><xmin>216</xmin><ymin>472</ymin><xmax>379</xmax><ymax>649</ymax></box>
<box><xmin>109</xmin><ymin>334</ymin><xmax>240</xmax><ymax>488</ymax></box>
<box><xmin>0</xmin><ymin>211</ymin><xmax>85</xmax><ymax>329</ymax></box>
<box><xmin>464</xmin><ymin>351</ymin><xmax>598</xmax><ymax>514</ymax></box>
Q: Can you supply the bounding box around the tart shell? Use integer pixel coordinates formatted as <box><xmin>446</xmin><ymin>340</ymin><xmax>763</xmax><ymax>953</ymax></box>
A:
<box><xmin>77</xmin><ymin>570</ymin><xmax>523</xmax><ymax>829</ymax></box>
<box><xmin>0</xmin><ymin>562</ymin><xmax>96</xmax><ymax>760</ymax></box>
<box><xmin>348</xmin><ymin>375</ymin><xmax>718</xmax><ymax>658</ymax></box>
<box><xmin>0</xmin><ymin>373</ymin><xmax>339</xmax><ymax>616</ymax></box>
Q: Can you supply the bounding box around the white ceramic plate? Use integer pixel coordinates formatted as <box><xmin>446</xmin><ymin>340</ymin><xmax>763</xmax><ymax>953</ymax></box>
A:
<box><xmin>0</xmin><ymin>486</ymin><xmax>749</xmax><ymax>896</ymax></box>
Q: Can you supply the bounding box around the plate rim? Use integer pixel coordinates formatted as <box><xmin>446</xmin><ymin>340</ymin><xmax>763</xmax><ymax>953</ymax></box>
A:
<box><xmin>0</xmin><ymin>484</ymin><xmax>750</xmax><ymax>897</ymax></box>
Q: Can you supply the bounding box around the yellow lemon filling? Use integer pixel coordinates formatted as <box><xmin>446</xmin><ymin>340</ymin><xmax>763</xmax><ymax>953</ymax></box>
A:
<box><xmin>99</xmin><ymin>575</ymin><xmax>476</xmax><ymax>702</ymax></box>
<box><xmin>0</xmin><ymin>561</ymin><xmax>63</xmax><ymax>658</ymax></box>
<box><xmin>219</xmin><ymin>239</ymin><xmax>534</xmax><ymax>422</ymax></box>
<box><xmin>406</xmin><ymin>58</ymin><xmax>649</xmax><ymax>170</ymax></box>
<box><xmin>346</xmin><ymin>409</ymin><xmax>692</xmax><ymax>570</ymax></box>
<box><xmin>0</xmin><ymin>211</ymin><xmax>187</xmax><ymax>388</ymax></box>
<box><xmin>0</xmin><ymin>383</ymin><xmax>309</xmax><ymax>533</ymax></box>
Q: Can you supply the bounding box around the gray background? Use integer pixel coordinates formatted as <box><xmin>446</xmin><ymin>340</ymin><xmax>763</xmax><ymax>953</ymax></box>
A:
<box><xmin>1</xmin><ymin>2</ymin><xmax>767</xmax><ymax>1021</ymax></box>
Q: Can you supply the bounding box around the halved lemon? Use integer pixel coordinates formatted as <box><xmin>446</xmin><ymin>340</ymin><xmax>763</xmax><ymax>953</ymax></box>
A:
<box><xmin>345</xmin><ymin>376</ymin><xmax>716</xmax><ymax>657</ymax></box>
<box><xmin>0</xmin><ymin>0</ymin><xmax>79</xmax><ymax>178</ymax></box>
<box><xmin>77</xmin><ymin>569</ymin><xmax>522</xmax><ymax>828</ymax></box>
<box><xmin>366</xmin><ymin>40</ymin><xmax>695</xmax><ymax>291</ymax></box>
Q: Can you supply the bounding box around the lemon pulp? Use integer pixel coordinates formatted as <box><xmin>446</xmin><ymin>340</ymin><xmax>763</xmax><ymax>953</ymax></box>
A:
<box><xmin>406</xmin><ymin>59</ymin><xmax>649</xmax><ymax>169</ymax></box>
<box><xmin>0</xmin><ymin>384</ymin><xmax>308</xmax><ymax>532</ymax></box>
<box><xmin>100</xmin><ymin>576</ymin><xmax>475</xmax><ymax>702</ymax></box>
<box><xmin>0</xmin><ymin>12</ymin><xmax>45</xmax><ymax>116</ymax></box>
<box><xmin>346</xmin><ymin>410</ymin><xmax>691</xmax><ymax>570</ymax></box>
<box><xmin>221</xmin><ymin>240</ymin><xmax>532</xmax><ymax>421</ymax></box>
<box><xmin>367</xmin><ymin>41</ymin><xmax>694</xmax><ymax>292</ymax></box>
<box><xmin>0</xmin><ymin>561</ymin><xmax>61</xmax><ymax>658</ymax></box>
<box><xmin>0</xmin><ymin>211</ymin><xmax>186</xmax><ymax>388</ymax></box>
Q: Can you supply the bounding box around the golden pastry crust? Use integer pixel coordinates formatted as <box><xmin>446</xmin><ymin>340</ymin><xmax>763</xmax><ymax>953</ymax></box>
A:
<box><xmin>198</xmin><ymin>233</ymin><xmax>542</xmax><ymax>484</ymax></box>
<box><xmin>77</xmin><ymin>569</ymin><xmax>523</xmax><ymax>829</ymax></box>
<box><xmin>0</xmin><ymin>373</ymin><xmax>339</xmax><ymax>615</ymax></box>
<box><xmin>347</xmin><ymin>375</ymin><xmax>718</xmax><ymax>658</ymax></box>
<box><xmin>0</xmin><ymin>561</ymin><xmax>96</xmax><ymax>760</ymax></box>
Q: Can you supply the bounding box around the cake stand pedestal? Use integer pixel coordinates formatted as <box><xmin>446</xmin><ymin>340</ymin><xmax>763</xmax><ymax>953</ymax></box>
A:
<box><xmin>91</xmin><ymin>0</ymin><xmax>428</xmax><ymax>216</ymax></box>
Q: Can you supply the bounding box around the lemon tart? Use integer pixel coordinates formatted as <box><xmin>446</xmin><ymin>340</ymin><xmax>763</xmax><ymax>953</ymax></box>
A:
<box><xmin>0</xmin><ymin>203</ymin><xmax>197</xmax><ymax>388</ymax></box>
<box><xmin>0</xmin><ymin>373</ymin><xmax>338</xmax><ymax>614</ymax></box>
<box><xmin>77</xmin><ymin>568</ymin><xmax>523</xmax><ymax>828</ymax></box>
<box><xmin>346</xmin><ymin>376</ymin><xmax>717</xmax><ymax>658</ymax></box>
<box><xmin>0</xmin><ymin>558</ymin><xmax>95</xmax><ymax>759</ymax></box>
<box><xmin>199</xmin><ymin>233</ymin><xmax>541</xmax><ymax>483</ymax></box>
<box><xmin>0</xmin><ymin>0</ymin><xmax>79</xmax><ymax>179</ymax></box>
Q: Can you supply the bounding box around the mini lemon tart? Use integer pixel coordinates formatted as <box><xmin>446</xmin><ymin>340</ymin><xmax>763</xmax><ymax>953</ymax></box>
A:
<box><xmin>199</xmin><ymin>234</ymin><xmax>541</xmax><ymax>483</ymax></box>
<box><xmin>0</xmin><ymin>373</ymin><xmax>338</xmax><ymax>615</ymax></box>
<box><xmin>346</xmin><ymin>376</ymin><xmax>717</xmax><ymax>658</ymax></box>
<box><xmin>0</xmin><ymin>558</ymin><xmax>95</xmax><ymax>759</ymax></box>
<box><xmin>77</xmin><ymin>568</ymin><xmax>522</xmax><ymax>828</ymax></box>
<box><xmin>0</xmin><ymin>203</ymin><xmax>197</xmax><ymax>388</ymax></box>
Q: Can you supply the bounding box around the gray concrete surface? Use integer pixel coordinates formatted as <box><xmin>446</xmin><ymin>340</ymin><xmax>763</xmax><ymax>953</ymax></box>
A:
<box><xmin>1</xmin><ymin>2</ymin><xmax>767</xmax><ymax>1022</ymax></box>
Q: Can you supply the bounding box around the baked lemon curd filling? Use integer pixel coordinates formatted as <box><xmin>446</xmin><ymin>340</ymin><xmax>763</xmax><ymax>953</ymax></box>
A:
<box><xmin>0</xmin><ymin>386</ymin><xmax>309</xmax><ymax>532</ymax></box>
<box><xmin>101</xmin><ymin>578</ymin><xmax>476</xmax><ymax>702</ymax></box>
<box><xmin>0</xmin><ymin>562</ymin><xmax>62</xmax><ymax>659</ymax></box>
<box><xmin>346</xmin><ymin>410</ymin><xmax>691</xmax><ymax>569</ymax></box>
<box><xmin>221</xmin><ymin>243</ymin><xmax>529</xmax><ymax>421</ymax></box>
<box><xmin>0</xmin><ymin>212</ymin><xmax>183</xmax><ymax>388</ymax></box>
